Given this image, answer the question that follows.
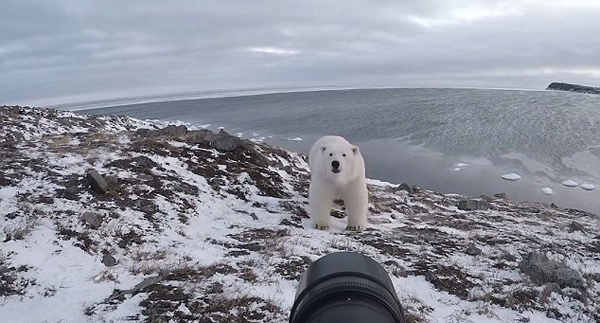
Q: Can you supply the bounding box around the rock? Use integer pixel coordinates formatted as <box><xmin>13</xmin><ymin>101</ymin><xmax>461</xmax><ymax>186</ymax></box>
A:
<box><xmin>518</xmin><ymin>252</ymin><xmax>584</xmax><ymax>288</ymax></box>
<box><xmin>546</xmin><ymin>82</ymin><xmax>600</xmax><ymax>94</ymax></box>
<box><xmin>136</xmin><ymin>125</ymin><xmax>187</xmax><ymax>138</ymax></box>
<box><xmin>108</xmin><ymin>275</ymin><xmax>164</xmax><ymax>301</ymax></box>
<box><xmin>81</xmin><ymin>212</ymin><xmax>103</xmax><ymax>229</ymax></box>
<box><xmin>562</xmin><ymin>180</ymin><xmax>579</xmax><ymax>187</ymax></box>
<box><xmin>132</xmin><ymin>156</ymin><xmax>158</xmax><ymax>169</ymax></box>
<box><xmin>458</xmin><ymin>199</ymin><xmax>489</xmax><ymax>211</ymax></box>
<box><xmin>138</xmin><ymin>174</ymin><xmax>154</xmax><ymax>181</ymax></box>
<box><xmin>501</xmin><ymin>173</ymin><xmax>521</xmax><ymax>181</ymax></box>
<box><xmin>249</xmin><ymin>212</ymin><xmax>258</xmax><ymax>221</ymax></box>
<box><xmin>211</xmin><ymin>130</ymin><xmax>251</xmax><ymax>152</ymax></box>
<box><xmin>465</xmin><ymin>244</ymin><xmax>482</xmax><ymax>256</ymax></box>
<box><xmin>184</xmin><ymin>129</ymin><xmax>216</xmax><ymax>144</ymax></box>
<box><xmin>87</xmin><ymin>169</ymin><xmax>108</xmax><ymax>193</ymax></box>
<box><xmin>396</xmin><ymin>183</ymin><xmax>414</xmax><ymax>194</ymax></box>
<box><xmin>479</xmin><ymin>195</ymin><xmax>492</xmax><ymax>202</ymax></box>
<box><xmin>135</xmin><ymin>128</ymin><xmax>151</xmax><ymax>137</ymax></box>
<box><xmin>101</xmin><ymin>252</ymin><xmax>117</xmax><ymax>267</ymax></box>
<box><xmin>568</xmin><ymin>221</ymin><xmax>586</xmax><ymax>233</ymax></box>
<box><xmin>540</xmin><ymin>283</ymin><xmax>561</xmax><ymax>303</ymax></box>
<box><xmin>383</xmin><ymin>260</ymin><xmax>407</xmax><ymax>277</ymax></box>
<box><xmin>493</xmin><ymin>193</ymin><xmax>507</xmax><ymax>199</ymax></box>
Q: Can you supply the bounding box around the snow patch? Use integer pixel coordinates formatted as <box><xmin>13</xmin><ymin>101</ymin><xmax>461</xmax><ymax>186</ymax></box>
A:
<box><xmin>500</xmin><ymin>173</ymin><xmax>521</xmax><ymax>181</ymax></box>
<box><xmin>562</xmin><ymin>180</ymin><xmax>579</xmax><ymax>187</ymax></box>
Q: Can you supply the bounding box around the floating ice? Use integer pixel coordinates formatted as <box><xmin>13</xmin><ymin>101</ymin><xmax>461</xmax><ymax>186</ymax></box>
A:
<box><xmin>541</xmin><ymin>187</ymin><xmax>553</xmax><ymax>195</ymax></box>
<box><xmin>580</xmin><ymin>183</ymin><xmax>595</xmax><ymax>191</ymax></box>
<box><xmin>562</xmin><ymin>180</ymin><xmax>579</xmax><ymax>187</ymax></box>
<box><xmin>288</xmin><ymin>137</ymin><xmax>303</xmax><ymax>141</ymax></box>
<box><xmin>456</xmin><ymin>163</ymin><xmax>468</xmax><ymax>168</ymax></box>
<box><xmin>501</xmin><ymin>173</ymin><xmax>521</xmax><ymax>181</ymax></box>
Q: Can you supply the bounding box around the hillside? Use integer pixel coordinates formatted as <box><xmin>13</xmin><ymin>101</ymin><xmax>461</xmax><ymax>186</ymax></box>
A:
<box><xmin>546</xmin><ymin>82</ymin><xmax>600</xmax><ymax>94</ymax></box>
<box><xmin>1</xmin><ymin>106</ymin><xmax>599</xmax><ymax>322</ymax></box>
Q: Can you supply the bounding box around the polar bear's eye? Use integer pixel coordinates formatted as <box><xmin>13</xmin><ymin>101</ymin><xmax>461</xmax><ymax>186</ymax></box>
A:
<box><xmin>342</xmin><ymin>153</ymin><xmax>346</xmax><ymax>157</ymax></box>
<box><xmin>329</xmin><ymin>153</ymin><xmax>333</xmax><ymax>157</ymax></box>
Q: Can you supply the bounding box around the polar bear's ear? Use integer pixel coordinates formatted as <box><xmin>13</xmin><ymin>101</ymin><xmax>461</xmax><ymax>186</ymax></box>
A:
<box><xmin>351</xmin><ymin>146</ymin><xmax>359</xmax><ymax>155</ymax></box>
<box><xmin>321</xmin><ymin>146</ymin><xmax>327</xmax><ymax>152</ymax></box>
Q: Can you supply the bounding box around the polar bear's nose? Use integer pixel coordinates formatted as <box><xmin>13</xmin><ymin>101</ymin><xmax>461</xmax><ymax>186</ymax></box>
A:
<box><xmin>331</xmin><ymin>160</ymin><xmax>340</xmax><ymax>169</ymax></box>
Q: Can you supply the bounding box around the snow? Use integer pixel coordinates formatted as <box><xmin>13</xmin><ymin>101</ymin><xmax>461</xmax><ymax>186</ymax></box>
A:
<box><xmin>542</xmin><ymin>187</ymin><xmax>554</xmax><ymax>195</ymax></box>
<box><xmin>562</xmin><ymin>180</ymin><xmax>579</xmax><ymax>187</ymax></box>
<box><xmin>579</xmin><ymin>183</ymin><xmax>595</xmax><ymax>191</ymax></box>
<box><xmin>453</xmin><ymin>162</ymin><xmax>468</xmax><ymax>172</ymax></box>
<box><xmin>500</xmin><ymin>173</ymin><xmax>521</xmax><ymax>181</ymax></box>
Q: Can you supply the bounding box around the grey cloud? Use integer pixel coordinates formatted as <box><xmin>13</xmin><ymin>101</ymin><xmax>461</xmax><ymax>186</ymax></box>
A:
<box><xmin>1</xmin><ymin>0</ymin><xmax>600</xmax><ymax>105</ymax></box>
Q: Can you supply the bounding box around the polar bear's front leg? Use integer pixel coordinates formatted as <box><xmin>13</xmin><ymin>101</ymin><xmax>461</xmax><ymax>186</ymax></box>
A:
<box><xmin>344</xmin><ymin>184</ymin><xmax>368</xmax><ymax>231</ymax></box>
<box><xmin>309</xmin><ymin>183</ymin><xmax>333</xmax><ymax>230</ymax></box>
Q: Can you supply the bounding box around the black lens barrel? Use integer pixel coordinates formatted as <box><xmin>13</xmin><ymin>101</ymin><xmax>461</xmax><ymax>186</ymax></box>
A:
<box><xmin>290</xmin><ymin>252</ymin><xmax>405</xmax><ymax>323</ymax></box>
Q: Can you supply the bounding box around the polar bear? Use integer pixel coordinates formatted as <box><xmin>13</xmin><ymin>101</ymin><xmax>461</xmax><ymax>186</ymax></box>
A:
<box><xmin>308</xmin><ymin>136</ymin><xmax>368</xmax><ymax>231</ymax></box>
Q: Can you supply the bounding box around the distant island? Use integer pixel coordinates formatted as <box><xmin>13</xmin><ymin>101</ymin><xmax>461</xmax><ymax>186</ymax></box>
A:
<box><xmin>546</xmin><ymin>82</ymin><xmax>600</xmax><ymax>94</ymax></box>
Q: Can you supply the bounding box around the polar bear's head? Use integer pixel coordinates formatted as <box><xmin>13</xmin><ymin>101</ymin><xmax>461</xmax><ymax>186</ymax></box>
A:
<box><xmin>319</xmin><ymin>142</ymin><xmax>360</xmax><ymax>183</ymax></box>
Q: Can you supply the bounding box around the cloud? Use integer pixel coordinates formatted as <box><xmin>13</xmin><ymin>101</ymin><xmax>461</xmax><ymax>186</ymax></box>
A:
<box><xmin>1</xmin><ymin>0</ymin><xmax>600</xmax><ymax>105</ymax></box>
<box><xmin>249</xmin><ymin>47</ymin><xmax>299</xmax><ymax>55</ymax></box>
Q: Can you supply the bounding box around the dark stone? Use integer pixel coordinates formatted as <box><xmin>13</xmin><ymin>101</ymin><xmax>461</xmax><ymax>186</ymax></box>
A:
<box><xmin>518</xmin><ymin>252</ymin><xmax>584</xmax><ymax>288</ymax></box>
<box><xmin>546</xmin><ymin>82</ymin><xmax>600</xmax><ymax>94</ymax></box>
<box><xmin>101</xmin><ymin>253</ymin><xmax>117</xmax><ymax>267</ymax></box>
<box><xmin>81</xmin><ymin>212</ymin><xmax>103</xmax><ymax>229</ymax></box>
<box><xmin>87</xmin><ymin>169</ymin><xmax>108</xmax><ymax>193</ymax></box>
<box><xmin>479</xmin><ymin>195</ymin><xmax>493</xmax><ymax>202</ymax></box>
<box><xmin>458</xmin><ymin>199</ymin><xmax>489</xmax><ymax>211</ymax></box>
<box><xmin>135</xmin><ymin>125</ymin><xmax>187</xmax><ymax>138</ymax></box>
<box><xmin>249</xmin><ymin>212</ymin><xmax>258</xmax><ymax>221</ymax></box>
<box><xmin>38</xmin><ymin>196</ymin><xmax>54</xmax><ymax>204</ymax></box>
<box><xmin>465</xmin><ymin>244</ymin><xmax>482</xmax><ymax>256</ymax></box>
<box><xmin>210</xmin><ymin>130</ymin><xmax>251</xmax><ymax>152</ymax></box>
<box><xmin>184</xmin><ymin>129</ymin><xmax>217</xmax><ymax>144</ymax></box>
<box><xmin>568</xmin><ymin>221</ymin><xmax>586</xmax><ymax>233</ymax></box>
<box><xmin>493</xmin><ymin>193</ymin><xmax>507</xmax><ymax>199</ymax></box>
<box><xmin>396</xmin><ymin>183</ymin><xmax>414</xmax><ymax>194</ymax></box>
<box><xmin>132</xmin><ymin>156</ymin><xmax>158</xmax><ymax>169</ymax></box>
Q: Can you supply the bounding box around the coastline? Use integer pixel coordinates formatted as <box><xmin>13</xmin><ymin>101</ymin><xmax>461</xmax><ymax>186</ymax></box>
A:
<box><xmin>1</xmin><ymin>105</ymin><xmax>599</xmax><ymax>322</ymax></box>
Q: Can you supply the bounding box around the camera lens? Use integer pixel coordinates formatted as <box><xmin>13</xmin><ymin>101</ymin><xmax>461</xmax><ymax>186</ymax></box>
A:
<box><xmin>290</xmin><ymin>252</ymin><xmax>404</xmax><ymax>323</ymax></box>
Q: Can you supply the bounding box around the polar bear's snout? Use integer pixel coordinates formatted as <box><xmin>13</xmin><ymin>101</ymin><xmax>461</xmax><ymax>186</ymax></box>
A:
<box><xmin>331</xmin><ymin>160</ymin><xmax>341</xmax><ymax>173</ymax></box>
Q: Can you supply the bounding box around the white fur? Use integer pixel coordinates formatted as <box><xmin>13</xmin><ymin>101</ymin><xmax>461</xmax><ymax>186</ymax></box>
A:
<box><xmin>308</xmin><ymin>136</ymin><xmax>368</xmax><ymax>230</ymax></box>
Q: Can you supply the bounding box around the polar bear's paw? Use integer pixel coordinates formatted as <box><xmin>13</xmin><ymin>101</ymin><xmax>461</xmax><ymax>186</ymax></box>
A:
<box><xmin>314</xmin><ymin>224</ymin><xmax>330</xmax><ymax>230</ymax></box>
<box><xmin>346</xmin><ymin>225</ymin><xmax>364</xmax><ymax>231</ymax></box>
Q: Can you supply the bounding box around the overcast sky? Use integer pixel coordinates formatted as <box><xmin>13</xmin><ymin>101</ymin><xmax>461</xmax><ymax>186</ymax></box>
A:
<box><xmin>2</xmin><ymin>0</ymin><xmax>600</xmax><ymax>106</ymax></box>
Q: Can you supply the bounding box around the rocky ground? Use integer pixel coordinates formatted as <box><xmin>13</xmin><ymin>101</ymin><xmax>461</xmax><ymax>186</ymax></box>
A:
<box><xmin>1</xmin><ymin>105</ymin><xmax>599</xmax><ymax>323</ymax></box>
